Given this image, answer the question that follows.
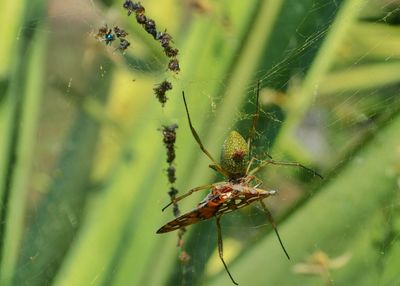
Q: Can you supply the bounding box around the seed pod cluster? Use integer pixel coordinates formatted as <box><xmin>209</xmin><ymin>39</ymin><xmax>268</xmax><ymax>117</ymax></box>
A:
<box><xmin>122</xmin><ymin>1</ymin><xmax>180</xmax><ymax>73</ymax></box>
<box><xmin>123</xmin><ymin>1</ymin><xmax>181</xmax><ymax>107</ymax></box>
<box><xmin>159</xmin><ymin>123</ymin><xmax>189</xmax><ymax>262</ymax></box>
<box><xmin>159</xmin><ymin>124</ymin><xmax>180</xmax><ymax>216</ymax></box>
<box><xmin>159</xmin><ymin>124</ymin><xmax>190</xmax><ymax>264</ymax></box>
<box><xmin>153</xmin><ymin>80</ymin><xmax>173</xmax><ymax>107</ymax></box>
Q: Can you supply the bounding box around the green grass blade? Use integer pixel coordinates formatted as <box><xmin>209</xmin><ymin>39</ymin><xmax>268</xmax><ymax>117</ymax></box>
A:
<box><xmin>274</xmin><ymin>0</ymin><xmax>367</xmax><ymax>159</ymax></box>
<box><xmin>0</xmin><ymin>19</ymin><xmax>47</xmax><ymax>286</ymax></box>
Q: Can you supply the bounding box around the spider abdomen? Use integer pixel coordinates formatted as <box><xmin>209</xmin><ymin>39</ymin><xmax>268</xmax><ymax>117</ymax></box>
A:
<box><xmin>221</xmin><ymin>131</ymin><xmax>249</xmax><ymax>178</ymax></box>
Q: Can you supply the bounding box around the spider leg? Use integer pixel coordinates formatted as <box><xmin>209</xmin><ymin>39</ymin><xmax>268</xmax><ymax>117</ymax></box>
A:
<box><xmin>246</xmin><ymin>81</ymin><xmax>261</xmax><ymax>158</ymax></box>
<box><xmin>216</xmin><ymin>216</ymin><xmax>239</xmax><ymax>285</ymax></box>
<box><xmin>182</xmin><ymin>92</ymin><xmax>228</xmax><ymax>177</ymax></box>
<box><xmin>240</xmin><ymin>173</ymin><xmax>261</xmax><ymax>187</ymax></box>
<box><xmin>260</xmin><ymin>151</ymin><xmax>273</xmax><ymax>159</ymax></box>
<box><xmin>252</xmin><ymin>176</ymin><xmax>263</xmax><ymax>188</ymax></box>
<box><xmin>161</xmin><ymin>183</ymin><xmax>218</xmax><ymax>212</ymax></box>
<box><xmin>245</xmin><ymin>157</ymin><xmax>257</xmax><ymax>175</ymax></box>
<box><xmin>249</xmin><ymin>159</ymin><xmax>323</xmax><ymax>179</ymax></box>
<box><xmin>259</xmin><ymin>200</ymin><xmax>290</xmax><ymax>260</ymax></box>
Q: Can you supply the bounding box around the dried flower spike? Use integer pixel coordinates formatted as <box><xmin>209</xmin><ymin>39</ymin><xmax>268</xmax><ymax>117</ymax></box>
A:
<box><xmin>167</xmin><ymin>166</ymin><xmax>176</xmax><ymax>184</ymax></box>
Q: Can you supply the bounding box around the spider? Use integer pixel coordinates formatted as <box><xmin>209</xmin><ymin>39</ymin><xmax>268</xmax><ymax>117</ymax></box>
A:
<box><xmin>156</xmin><ymin>83</ymin><xmax>322</xmax><ymax>285</ymax></box>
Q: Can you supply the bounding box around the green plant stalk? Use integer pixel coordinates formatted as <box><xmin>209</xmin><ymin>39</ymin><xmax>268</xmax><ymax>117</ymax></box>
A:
<box><xmin>0</xmin><ymin>1</ymin><xmax>24</xmax><ymax>78</ymax></box>
<box><xmin>0</xmin><ymin>26</ymin><xmax>47</xmax><ymax>285</ymax></box>
<box><xmin>379</xmin><ymin>228</ymin><xmax>400</xmax><ymax>285</ymax></box>
<box><xmin>14</xmin><ymin>59</ymin><xmax>114</xmax><ymax>286</ymax></box>
<box><xmin>348</xmin><ymin>22</ymin><xmax>400</xmax><ymax>61</ymax></box>
<box><xmin>330</xmin><ymin>210</ymin><xmax>392</xmax><ymax>286</ymax></box>
<box><xmin>52</xmin><ymin>106</ymin><xmax>169</xmax><ymax>286</ymax></box>
<box><xmin>204</xmin><ymin>0</ymin><xmax>284</xmax><ymax>155</ymax></box>
<box><xmin>274</xmin><ymin>0</ymin><xmax>367</xmax><ymax>161</ymax></box>
<box><xmin>272</xmin><ymin>208</ymin><xmax>383</xmax><ymax>286</ymax></box>
<box><xmin>319</xmin><ymin>62</ymin><xmax>400</xmax><ymax>95</ymax></box>
<box><xmin>0</xmin><ymin>0</ymin><xmax>26</xmax><ymax>226</ymax></box>
<box><xmin>209</xmin><ymin>109</ymin><xmax>400</xmax><ymax>285</ymax></box>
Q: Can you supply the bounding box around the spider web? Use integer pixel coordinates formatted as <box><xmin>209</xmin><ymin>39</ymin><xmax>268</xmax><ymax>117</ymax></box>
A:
<box><xmin>2</xmin><ymin>1</ymin><xmax>400</xmax><ymax>286</ymax></box>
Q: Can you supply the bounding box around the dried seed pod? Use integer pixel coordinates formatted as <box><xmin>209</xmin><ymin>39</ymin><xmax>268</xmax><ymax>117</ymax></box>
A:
<box><xmin>123</xmin><ymin>0</ymin><xmax>145</xmax><ymax>15</ymax></box>
<box><xmin>164</xmin><ymin>46</ymin><xmax>179</xmax><ymax>58</ymax></box>
<box><xmin>168</xmin><ymin>59</ymin><xmax>180</xmax><ymax>73</ymax></box>
<box><xmin>153</xmin><ymin>80</ymin><xmax>173</xmax><ymax>106</ymax></box>
<box><xmin>144</xmin><ymin>18</ymin><xmax>157</xmax><ymax>39</ymax></box>
<box><xmin>157</xmin><ymin>30</ymin><xmax>173</xmax><ymax>47</ymax></box>
<box><xmin>161</xmin><ymin>123</ymin><xmax>178</xmax><ymax>145</ymax></box>
<box><xmin>167</xmin><ymin>166</ymin><xmax>176</xmax><ymax>184</ymax></box>
<box><xmin>136</xmin><ymin>13</ymin><xmax>147</xmax><ymax>24</ymax></box>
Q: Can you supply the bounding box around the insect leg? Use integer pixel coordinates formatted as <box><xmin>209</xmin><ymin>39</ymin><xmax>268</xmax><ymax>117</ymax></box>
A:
<box><xmin>216</xmin><ymin>216</ymin><xmax>238</xmax><ymax>285</ymax></box>
<box><xmin>182</xmin><ymin>92</ymin><xmax>228</xmax><ymax>177</ymax></box>
<box><xmin>259</xmin><ymin>200</ymin><xmax>290</xmax><ymax>260</ymax></box>
<box><xmin>249</xmin><ymin>159</ymin><xmax>323</xmax><ymax>179</ymax></box>
<box><xmin>161</xmin><ymin>183</ymin><xmax>216</xmax><ymax>212</ymax></box>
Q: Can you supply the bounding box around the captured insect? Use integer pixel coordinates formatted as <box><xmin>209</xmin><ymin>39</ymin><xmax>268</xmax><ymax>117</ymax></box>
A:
<box><xmin>157</xmin><ymin>83</ymin><xmax>322</xmax><ymax>285</ymax></box>
<box><xmin>95</xmin><ymin>25</ymin><xmax>131</xmax><ymax>53</ymax></box>
<box><xmin>96</xmin><ymin>25</ymin><xmax>115</xmax><ymax>45</ymax></box>
<box><xmin>113</xmin><ymin>26</ymin><xmax>128</xmax><ymax>38</ymax></box>
<box><xmin>116</xmin><ymin>38</ymin><xmax>131</xmax><ymax>52</ymax></box>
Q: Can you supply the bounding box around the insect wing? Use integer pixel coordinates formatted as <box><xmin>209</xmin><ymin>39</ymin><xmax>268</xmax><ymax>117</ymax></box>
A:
<box><xmin>215</xmin><ymin>189</ymin><xmax>272</xmax><ymax>216</ymax></box>
<box><xmin>156</xmin><ymin>193</ymin><xmax>231</xmax><ymax>233</ymax></box>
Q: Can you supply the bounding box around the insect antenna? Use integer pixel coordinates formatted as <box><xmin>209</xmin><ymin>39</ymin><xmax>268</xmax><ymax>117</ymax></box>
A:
<box><xmin>260</xmin><ymin>200</ymin><xmax>290</xmax><ymax>260</ymax></box>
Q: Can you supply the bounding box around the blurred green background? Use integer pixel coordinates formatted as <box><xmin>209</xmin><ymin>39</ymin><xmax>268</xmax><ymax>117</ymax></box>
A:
<box><xmin>1</xmin><ymin>0</ymin><xmax>400</xmax><ymax>285</ymax></box>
